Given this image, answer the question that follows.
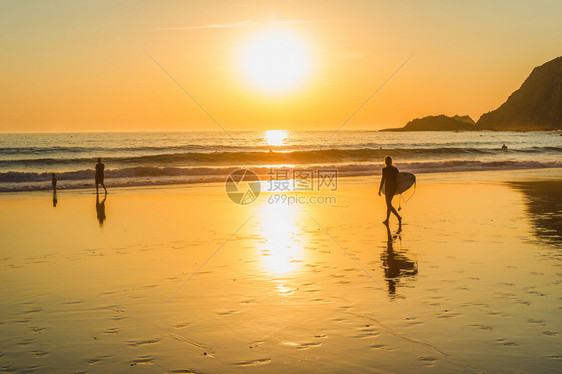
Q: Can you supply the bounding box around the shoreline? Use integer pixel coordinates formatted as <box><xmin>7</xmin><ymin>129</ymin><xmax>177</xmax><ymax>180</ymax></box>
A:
<box><xmin>2</xmin><ymin>167</ymin><xmax>561</xmax><ymax>196</ymax></box>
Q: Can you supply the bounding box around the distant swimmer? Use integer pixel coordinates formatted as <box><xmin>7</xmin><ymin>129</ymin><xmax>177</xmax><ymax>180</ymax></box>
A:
<box><xmin>378</xmin><ymin>156</ymin><xmax>402</xmax><ymax>225</ymax></box>
<box><xmin>95</xmin><ymin>158</ymin><xmax>107</xmax><ymax>194</ymax></box>
<box><xmin>501</xmin><ymin>144</ymin><xmax>508</xmax><ymax>150</ymax></box>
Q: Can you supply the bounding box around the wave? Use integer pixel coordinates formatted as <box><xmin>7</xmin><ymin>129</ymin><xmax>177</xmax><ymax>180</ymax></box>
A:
<box><xmin>2</xmin><ymin>146</ymin><xmax>562</xmax><ymax>168</ymax></box>
<box><xmin>1</xmin><ymin>160</ymin><xmax>561</xmax><ymax>191</ymax></box>
<box><xmin>0</xmin><ymin>167</ymin><xmax>240</xmax><ymax>183</ymax></box>
<box><xmin>0</xmin><ymin>144</ymin><xmax>245</xmax><ymax>155</ymax></box>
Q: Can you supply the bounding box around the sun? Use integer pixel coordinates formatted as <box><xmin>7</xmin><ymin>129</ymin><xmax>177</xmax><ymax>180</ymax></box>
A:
<box><xmin>240</xmin><ymin>29</ymin><xmax>312</xmax><ymax>93</ymax></box>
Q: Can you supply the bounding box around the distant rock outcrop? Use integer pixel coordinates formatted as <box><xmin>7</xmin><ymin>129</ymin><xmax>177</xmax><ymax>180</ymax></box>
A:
<box><xmin>381</xmin><ymin>114</ymin><xmax>479</xmax><ymax>132</ymax></box>
<box><xmin>477</xmin><ymin>56</ymin><xmax>562</xmax><ymax>130</ymax></box>
<box><xmin>452</xmin><ymin>115</ymin><xmax>476</xmax><ymax>125</ymax></box>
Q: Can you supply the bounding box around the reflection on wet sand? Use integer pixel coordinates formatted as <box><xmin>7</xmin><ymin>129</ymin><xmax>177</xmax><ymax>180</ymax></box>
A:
<box><xmin>3</xmin><ymin>176</ymin><xmax>562</xmax><ymax>373</ymax></box>
<box><xmin>509</xmin><ymin>180</ymin><xmax>562</xmax><ymax>246</ymax></box>
<box><xmin>381</xmin><ymin>224</ymin><xmax>417</xmax><ymax>298</ymax></box>
<box><xmin>96</xmin><ymin>193</ymin><xmax>107</xmax><ymax>225</ymax></box>
<box><xmin>256</xmin><ymin>202</ymin><xmax>304</xmax><ymax>276</ymax></box>
<box><xmin>52</xmin><ymin>190</ymin><xmax>57</xmax><ymax>207</ymax></box>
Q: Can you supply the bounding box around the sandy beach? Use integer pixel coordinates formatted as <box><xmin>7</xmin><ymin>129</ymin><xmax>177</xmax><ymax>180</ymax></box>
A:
<box><xmin>0</xmin><ymin>169</ymin><xmax>561</xmax><ymax>373</ymax></box>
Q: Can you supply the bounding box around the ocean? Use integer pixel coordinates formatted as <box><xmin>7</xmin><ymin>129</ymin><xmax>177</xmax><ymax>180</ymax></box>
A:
<box><xmin>0</xmin><ymin>130</ymin><xmax>561</xmax><ymax>192</ymax></box>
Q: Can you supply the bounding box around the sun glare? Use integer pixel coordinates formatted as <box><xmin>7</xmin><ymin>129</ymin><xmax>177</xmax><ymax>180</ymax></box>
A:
<box><xmin>264</xmin><ymin>129</ymin><xmax>288</xmax><ymax>147</ymax></box>
<box><xmin>240</xmin><ymin>29</ymin><xmax>312</xmax><ymax>93</ymax></box>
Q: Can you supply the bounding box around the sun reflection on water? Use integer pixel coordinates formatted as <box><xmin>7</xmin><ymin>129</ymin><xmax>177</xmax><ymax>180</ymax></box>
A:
<box><xmin>264</xmin><ymin>129</ymin><xmax>288</xmax><ymax>147</ymax></box>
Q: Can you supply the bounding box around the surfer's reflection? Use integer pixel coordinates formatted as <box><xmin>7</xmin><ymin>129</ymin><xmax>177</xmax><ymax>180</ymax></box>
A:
<box><xmin>52</xmin><ymin>190</ymin><xmax>58</xmax><ymax>207</ymax></box>
<box><xmin>96</xmin><ymin>193</ymin><xmax>107</xmax><ymax>225</ymax></box>
<box><xmin>381</xmin><ymin>224</ymin><xmax>417</xmax><ymax>298</ymax></box>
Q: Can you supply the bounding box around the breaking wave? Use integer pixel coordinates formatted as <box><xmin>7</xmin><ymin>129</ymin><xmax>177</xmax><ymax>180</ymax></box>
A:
<box><xmin>1</xmin><ymin>159</ymin><xmax>561</xmax><ymax>192</ymax></box>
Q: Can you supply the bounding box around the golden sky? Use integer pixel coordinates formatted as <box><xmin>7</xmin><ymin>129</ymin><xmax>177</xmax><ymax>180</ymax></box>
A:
<box><xmin>1</xmin><ymin>0</ymin><xmax>561</xmax><ymax>132</ymax></box>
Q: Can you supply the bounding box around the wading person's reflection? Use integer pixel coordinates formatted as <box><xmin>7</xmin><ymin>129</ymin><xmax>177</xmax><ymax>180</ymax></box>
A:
<box><xmin>96</xmin><ymin>193</ymin><xmax>107</xmax><ymax>225</ymax></box>
<box><xmin>380</xmin><ymin>224</ymin><xmax>417</xmax><ymax>297</ymax></box>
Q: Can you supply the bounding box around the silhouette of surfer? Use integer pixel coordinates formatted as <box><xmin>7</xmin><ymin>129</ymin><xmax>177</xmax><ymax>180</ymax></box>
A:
<box><xmin>501</xmin><ymin>144</ymin><xmax>508</xmax><ymax>150</ymax></box>
<box><xmin>95</xmin><ymin>158</ymin><xmax>107</xmax><ymax>194</ymax></box>
<box><xmin>96</xmin><ymin>193</ymin><xmax>106</xmax><ymax>225</ymax></box>
<box><xmin>381</xmin><ymin>224</ymin><xmax>417</xmax><ymax>297</ymax></box>
<box><xmin>378</xmin><ymin>156</ymin><xmax>402</xmax><ymax>225</ymax></box>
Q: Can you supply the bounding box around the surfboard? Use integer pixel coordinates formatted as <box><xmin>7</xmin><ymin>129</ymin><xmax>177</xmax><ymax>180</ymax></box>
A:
<box><xmin>382</xmin><ymin>172</ymin><xmax>416</xmax><ymax>195</ymax></box>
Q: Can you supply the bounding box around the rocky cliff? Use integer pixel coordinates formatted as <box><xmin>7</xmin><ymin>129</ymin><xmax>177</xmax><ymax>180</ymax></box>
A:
<box><xmin>477</xmin><ymin>56</ymin><xmax>562</xmax><ymax>130</ymax></box>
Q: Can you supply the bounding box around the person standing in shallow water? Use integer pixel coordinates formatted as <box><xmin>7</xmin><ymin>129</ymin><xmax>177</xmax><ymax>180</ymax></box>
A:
<box><xmin>95</xmin><ymin>158</ymin><xmax>107</xmax><ymax>194</ymax></box>
<box><xmin>51</xmin><ymin>173</ymin><xmax>58</xmax><ymax>207</ymax></box>
<box><xmin>378</xmin><ymin>156</ymin><xmax>402</xmax><ymax>225</ymax></box>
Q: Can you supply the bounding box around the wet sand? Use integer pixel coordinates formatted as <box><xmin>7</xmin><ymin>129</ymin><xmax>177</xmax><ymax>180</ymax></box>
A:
<box><xmin>1</xmin><ymin>169</ymin><xmax>561</xmax><ymax>373</ymax></box>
